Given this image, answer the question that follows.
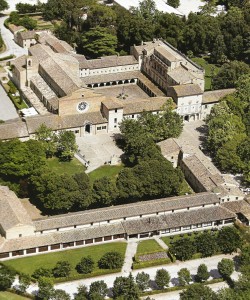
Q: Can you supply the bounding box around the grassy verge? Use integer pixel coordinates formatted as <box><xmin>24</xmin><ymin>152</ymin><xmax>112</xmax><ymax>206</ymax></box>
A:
<box><xmin>8</xmin><ymin>92</ymin><xmax>27</xmax><ymax>109</ymax></box>
<box><xmin>46</xmin><ymin>157</ymin><xmax>86</xmax><ymax>176</ymax></box>
<box><xmin>88</xmin><ymin>164</ymin><xmax>124</xmax><ymax>184</ymax></box>
<box><xmin>2</xmin><ymin>242</ymin><xmax>127</xmax><ymax>280</ymax></box>
<box><xmin>192</xmin><ymin>57</ymin><xmax>220</xmax><ymax>91</ymax></box>
<box><xmin>0</xmin><ymin>292</ymin><xmax>30</xmax><ymax>300</ymax></box>
<box><xmin>133</xmin><ymin>257</ymin><xmax>171</xmax><ymax>270</ymax></box>
<box><xmin>136</xmin><ymin>239</ymin><xmax>164</xmax><ymax>255</ymax></box>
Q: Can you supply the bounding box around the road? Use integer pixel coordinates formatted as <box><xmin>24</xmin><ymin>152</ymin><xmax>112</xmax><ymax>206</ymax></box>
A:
<box><xmin>25</xmin><ymin>254</ymin><xmax>239</xmax><ymax>299</ymax></box>
<box><xmin>0</xmin><ymin>83</ymin><xmax>18</xmax><ymax>120</ymax></box>
<box><xmin>0</xmin><ymin>16</ymin><xmax>28</xmax><ymax>59</ymax></box>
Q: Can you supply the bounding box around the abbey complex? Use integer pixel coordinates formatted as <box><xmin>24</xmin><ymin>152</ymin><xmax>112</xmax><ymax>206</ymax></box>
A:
<box><xmin>0</xmin><ymin>32</ymin><xmax>248</xmax><ymax>260</ymax></box>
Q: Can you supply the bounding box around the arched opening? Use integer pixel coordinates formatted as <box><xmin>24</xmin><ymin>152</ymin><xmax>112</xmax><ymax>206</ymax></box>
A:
<box><xmin>184</xmin><ymin>115</ymin><xmax>189</xmax><ymax>121</ymax></box>
<box><xmin>85</xmin><ymin>124</ymin><xmax>91</xmax><ymax>134</ymax></box>
<box><xmin>106</xmin><ymin>82</ymin><xmax>111</xmax><ymax>86</ymax></box>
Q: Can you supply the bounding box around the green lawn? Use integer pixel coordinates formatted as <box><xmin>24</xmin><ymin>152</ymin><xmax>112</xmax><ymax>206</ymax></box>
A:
<box><xmin>0</xmin><ymin>292</ymin><xmax>29</xmax><ymax>300</ymax></box>
<box><xmin>161</xmin><ymin>232</ymin><xmax>200</xmax><ymax>247</ymax></box>
<box><xmin>136</xmin><ymin>239</ymin><xmax>164</xmax><ymax>255</ymax></box>
<box><xmin>3</xmin><ymin>242</ymin><xmax>127</xmax><ymax>278</ymax></box>
<box><xmin>88</xmin><ymin>164</ymin><xmax>124</xmax><ymax>183</ymax></box>
<box><xmin>192</xmin><ymin>57</ymin><xmax>220</xmax><ymax>91</ymax></box>
<box><xmin>46</xmin><ymin>157</ymin><xmax>86</xmax><ymax>176</ymax></box>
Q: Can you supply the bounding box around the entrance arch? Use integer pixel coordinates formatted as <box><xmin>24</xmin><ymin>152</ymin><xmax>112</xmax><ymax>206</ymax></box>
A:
<box><xmin>85</xmin><ymin>123</ymin><xmax>92</xmax><ymax>134</ymax></box>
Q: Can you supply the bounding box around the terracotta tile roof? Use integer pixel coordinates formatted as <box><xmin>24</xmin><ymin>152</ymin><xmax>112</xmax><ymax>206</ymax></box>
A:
<box><xmin>25</xmin><ymin>112</ymin><xmax>107</xmax><ymax>133</ymax></box>
<box><xmin>123</xmin><ymin>97</ymin><xmax>169</xmax><ymax>115</ymax></box>
<box><xmin>158</xmin><ymin>138</ymin><xmax>180</xmax><ymax>156</ymax></box>
<box><xmin>167</xmin><ymin>84</ymin><xmax>203</xmax><ymax>97</ymax></box>
<box><xmin>34</xmin><ymin>192</ymin><xmax>219</xmax><ymax>232</ymax></box>
<box><xmin>122</xmin><ymin>206</ymin><xmax>236</xmax><ymax>235</ymax></box>
<box><xmin>0</xmin><ymin>120</ymin><xmax>29</xmax><ymax>140</ymax></box>
<box><xmin>79</xmin><ymin>55</ymin><xmax>138</xmax><ymax>69</ymax></box>
<box><xmin>0</xmin><ymin>186</ymin><xmax>33</xmax><ymax>232</ymax></box>
<box><xmin>102</xmin><ymin>98</ymin><xmax>124</xmax><ymax>110</ymax></box>
<box><xmin>0</xmin><ymin>224</ymin><xmax>125</xmax><ymax>252</ymax></box>
<box><xmin>18</xmin><ymin>30</ymin><xmax>36</xmax><ymax>40</ymax></box>
<box><xmin>202</xmin><ymin>89</ymin><xmax>235</xmax><ymax>104</ymax></box>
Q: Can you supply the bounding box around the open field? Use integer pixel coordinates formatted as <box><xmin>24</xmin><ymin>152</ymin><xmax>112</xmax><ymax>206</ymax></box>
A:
<box><xmin>136</xmin><ymin>239</ymin><xmax>164</xmax><ymax>255</ymax></box>
<box><xmin>192</xmin><ymin>57</ymin><xmax>220</xmax><ymax>91</ymax></box>
<box><xmin>88</xmin><ymin>164</ymin><xmax>124</xmax><ymax>183</ymax></box>
<box><xmin>0</xmin><ymin>292</ymin><xmax>29</xmax><ymax>300</ymax></box>
<box><xmin>46</xmin><ymin>157</ymin><xmax>86</xmax><ymax>176</ymax></box>
<box><xmin>2</xmin><ymin>242</ymin><xmax>127</xmax><ymax>277</ymax></box>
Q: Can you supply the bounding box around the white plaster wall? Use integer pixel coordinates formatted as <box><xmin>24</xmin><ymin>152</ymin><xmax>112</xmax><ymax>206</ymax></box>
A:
<box><xmin>6</xmin><ymin>225</ymin><xmax>35</xmax><ymax>240</ymax></box>
<box><xmin>176</xmin><ymin>94</ymin><xmax>202</xmax><ymax>116</ymax></box>
<box><xmin>108</xmin><ymin>108</ymin><xmax>123</xmax><ymax>132</ymax></box>
<box><xmin>80</xmin><ymin>64</ymin><xmax>139</xmax><ymax>78</ymax></box>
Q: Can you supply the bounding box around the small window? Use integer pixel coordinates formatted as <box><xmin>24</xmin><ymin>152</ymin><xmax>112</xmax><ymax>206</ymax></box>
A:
<box><xmin>114</xmin><ymin>125</ymin><xmax>117</xmax><ymax>128</ymax></box>
<box><xmin>172</xmin><ymin>209</ymin><xmax>174</xmax><ymax>213</ymax></box>
<box><xmin>107</xmin><ymin>220</ymin><xmax>110</xmax><ymax>223</ymax></box>
<box><xmin>91</xmin><ymin>222</ymin><xmax>93</xmax><ymax>226</ymax></box>
<box><xmin>114</xmin><ymin>118</ymin><xmax>117</xmax><ymax>123</ymax></box>
<box><xmin>102</xmin><ymin>126</ymin><xmax>106</xmax><ymax>129</ymax></box>
<box><xmin>75</xmin><ymin>130</ymin><xmax>79</xmax><ymax>134</ymax></box>
<box><xmin>115</xmin><ymin>109</ymin><xmax>117</xmax><ymax>113</ymax></box>
<box><xmin>124</xmin><ymin>217</ymin><xmax>126</xmax><ymax>220</ymax></box>
<box><xmin>97</xmin><ymin>126</ymin><xmax>101</xmax><ymax>130</ymax></box>
<box><xmin>19</xmin><ymin>234</ymin><xmax>22</xmax><ymax>237</ymax></box>
<box><xmin>132</xmin><ymin>114</ymin><xmax>134</xmax><ymax>118</ymax></box>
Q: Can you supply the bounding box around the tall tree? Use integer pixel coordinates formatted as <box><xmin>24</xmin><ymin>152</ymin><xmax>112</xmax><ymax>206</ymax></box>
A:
<box><xmin>178</xmin><ymin>268</ymin><xmax>192</xmax><ymax>286</ymax></box>
<box><xmin>57</xmin><ymin>130</ymin><xmax>78</xmax><ymax>161</ymax></box>
<box><xmin>0</xmin><ymin>0</ymin><xmax>8</xmax><ymax>11</ymax></box>
<box><xmin>155</xmin><ymin>269</ymin><xmax>171</xmax><ymax>289</ymax></box>
<box><xmin>180</xmin><ymin>284</ymin><xmax>217</xmax><ymax>300</ymax></box>
<box><xmin>92</xmin><ymin>176</ymin><xmax>118</xmax><ymax>207</ymax></box>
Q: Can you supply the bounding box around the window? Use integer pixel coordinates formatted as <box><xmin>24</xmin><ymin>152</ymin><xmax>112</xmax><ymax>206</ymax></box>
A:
<box><xmin>102</xmin><ymin>126</ymin><xmax>106</xmax><ymax>130</ymax></box>
<box><xmin>114</xmin><ymin>118</ymin><xmax>117</xmax><ymax>123</ymax></box>
<box><xmin>97</xmin><ymin>126</ymin><xmax>101</xmax><ymax>130</ymax></box>
<box><xmin>132</xmin><ymin>115</ymin><xmax>134</xmax><ymax>118</ymax></box>
<box><xmin>114</xmin><ymin>125</ymin><xmax>117</xmax><ymax>128</ymax></box>
<box><xmin>75</xmin><ymin>130</ymin><xmax>79</xmax><ymax>134</ymax></box>
<box><xmin>115</xmin><ymin>109</ymin><xmax>117</xmax><ymax>113</ymax></box>
<box><xmin>19</xmin><ymin>234</ymin><xmax>22</xmax><ymax>237</ymax></box>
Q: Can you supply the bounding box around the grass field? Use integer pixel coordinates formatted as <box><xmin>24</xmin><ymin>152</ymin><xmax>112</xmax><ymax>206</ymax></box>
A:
<box><xmin>0</xmin><ymin>292</ymin><xmax>29</xmax><ymax>300</ymax></box>
<box><xmin>192</xmin><ymin>57</ymin><xmax>220</xmax><ymax>91</ymax></box>
<box><xmin>88</xmin><ymin>164</ymin><xmax>124</xmax><ymax>183</ymax></box>
<box><xmin>46</xmin><ymin>157</ymin><xmax>86</xmax><ymax>176</ymax></box>
<box><xmin>136</xmin><ymin>239</ymin><xmax>164</xmax><ymax>255</ymax></box>
<box><xmin>3</xmin><ymin>242</ymin><xmax>127</xmax><ymax>277</ymax></box>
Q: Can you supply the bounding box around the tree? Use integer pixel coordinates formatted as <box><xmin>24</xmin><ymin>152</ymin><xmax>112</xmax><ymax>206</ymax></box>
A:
<box><xmin>218</xmin><ymin>259</ymin><xmax>234</xmax><ymax>279</ymax></box>
<box><xmin>180</xmin><ymin>283</ymin><xmax>217</xmax><ymax>300</ymax></box>
<box><xmin>211</xmin><ymin>35</ymin><xmax>227</xmax><ymax>64</ymax></box>
<box><xmin>92</xmin><ymin>176</ymin><xmax>118</xmax><ymax>207</ymax></box>
<box><xmin>35</xmin><ymin>124</ymin><xmax>57</xmax><ymax>158</ymax></box>
<box><xmin>195</xmin><ymin>264</ymin><xmax>210</xmax><ymax>282</ymax></box>
<box><xmin>76</xmin><ymin>256</ymin><xmax>94</xmax><ymax>274</ymax></box>
<box><xmin>178</xmin><ymin>268</ymin><xmax>192</xmax><ymax>286</ymax></box>
<box><xmin>80</xmin><ymin>27</ymin><xmax>117</xmax><ymax>58</ymax></box>
<box><xmin>169</xmin><ymin>238</ymin><xmax>196</xmax><ymax>261</ymax></box>
<box><xmin>30</xmin><ymin>171</ymin><xmax>83</xmax><ymax>213</ymax></box>
<box><xmin>52</xmin><ymin>261</ymin><xmax>71</xmax><ymax>278</ymax></box>
<box><xmin>37</xmin><ymin>277</ymin><xmax>54</xmax><ymax>300</ymax></box>
<box><xmin>136</xmin><ymin>272</ymin><xmax>150</xmax><ymax>291</ymax></box>
<box><xmin>20</xmin><ymin>16</ymin><xmax>37</xmax><ymax>30</ymax></box>
<box><xmin>167</xmin><ymin>0</ymin><xmax>180</xmax><ymax>8</ymax></box>
<box><xmin>73</xmin><ymin>284</ymin><xmax>88</xmax><ymax>300</ymax></box>
<box><xmin>89</xmin><ymin>280</ymin><xmax>108</xmax><ymax>299</ymax></box>
<box><xmin>155</xmin><ymin>269</ymin><xmax>170</xmax><ymax>289</ymax></box>
<box><xmin>19</xmin><ymin>274</ymin><xmax>31</xmax><ymax>293</ymax></box>
<box><xmin>57</xmin><ymin>130</ymin><xmax>78</xmax><ymax>161</ymax></box>
<box><xmin>195</xmin><ymin>232</ymin><xmax>219</xmax><ymax>257</ymax></box>
<box><xmin>217</xmin><ymin>227</ymin><xmax>241</xmax><ymax>254</ymax></box>
<box><xmin>32</xmin><ymin>267</ymin><xmax>52</xmax><ymax>280</ymax></box>
<box><xmin>213</xmin><ymin>61</ymin><xmax>250</xmax><ymax>89</ymax></box>
<box><xmin>51</xmin><ymin>289</ymin><xmax>71</xmax><ymax>300</ymax></box>
<box><xmin>98</xmin><ymin>252</ymin><xmax>124</xmax><ymax>269</ymax></box>
<box><xmin>0</xmin><ymin>266</ymin><xmax>15</xmax><ymax>291</ymax></box>
<box><xmin>112</xmin><ymin>274</ymin><xmax>140</xmax><ymax>300</ymax></box>
<box><xmin>0</xmin><ymin>0</ymin><xmax>8</xmax><ymax>11</ymax></box>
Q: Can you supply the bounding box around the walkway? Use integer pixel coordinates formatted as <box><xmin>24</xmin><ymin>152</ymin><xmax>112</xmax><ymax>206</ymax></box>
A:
<box><xmin>153</xmin><ymin>236</ymin><xmax>168</xmax><ymax>250</ymax></box>
<box><xmin>0</xmin><ymin>82</ymin><xmax>18</xmax><ymax>120</ymax></box>
<box><xmin>25</xmin><ymin>253</ymin><xmax>239</xmax><ymax>299</ymax></box>
<box><xmin>121</xmin><ymin>240</ymin><xmax>138</xmax><ymax>275</ymax></box>
<box><xmin>0</xmin><ymin>16</ymin><xmax>28</xmax><ymax>59</ymax></box>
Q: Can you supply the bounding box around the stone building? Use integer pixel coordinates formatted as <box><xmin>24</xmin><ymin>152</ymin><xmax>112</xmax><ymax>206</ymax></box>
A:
<box><xmin>15</xmin><ymin>31</ymin><xmax>37</xmax><ymax>49</ymax></box>
<box><xmin>1</xmin><ymin>186</ymin><xmax>248</xmax><ymax>260</ymax></box>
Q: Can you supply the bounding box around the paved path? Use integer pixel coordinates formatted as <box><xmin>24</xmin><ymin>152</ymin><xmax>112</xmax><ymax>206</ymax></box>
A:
<box><xmin>25</xmin><ymin>253</ymin><xmax>239</xmax><ymax>299</ymax></box>
<box><xmin>153</xmin><ymin>236</ymin><xmax>168</xmax><ymax>250</ymax></box>
<box><xmin>0</xmin><ymin>83</ymin><xmax>18</xmax><ymax>120</ymax></box>
<box><xmin>121</xmin><ymin>240</ymin><xmax>138</xmax><ymax>275</ymax></box>
<box><xmin>0</xmin><ymin>16</ymin><xmax>28</xmax><ymax>59</ymax></box>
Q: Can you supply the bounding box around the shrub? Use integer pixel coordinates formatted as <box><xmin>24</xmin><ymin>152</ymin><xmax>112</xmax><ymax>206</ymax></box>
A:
<box><xmin>32</xmin><ymin>267</ymin><xmax>52</xmax><ymax>280</ymax></box>
<box><xmin>155</xmin><ymin>269</ymin><xmax>170</xmax><ymax>289</ymax></box>
<box><xmin>98</xmin><ymin>252</ymin><xmax>124</xmax><ymax>269</ymax></box>
<box><xmin>52</xmin><ymin>261</ymin><xmax>71</xmax><ymax>278</ymax></box>
<box><xmin>76</xmin><ymin>256</ymin><xmax>94</xmax><ymax>274</ymax></box>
